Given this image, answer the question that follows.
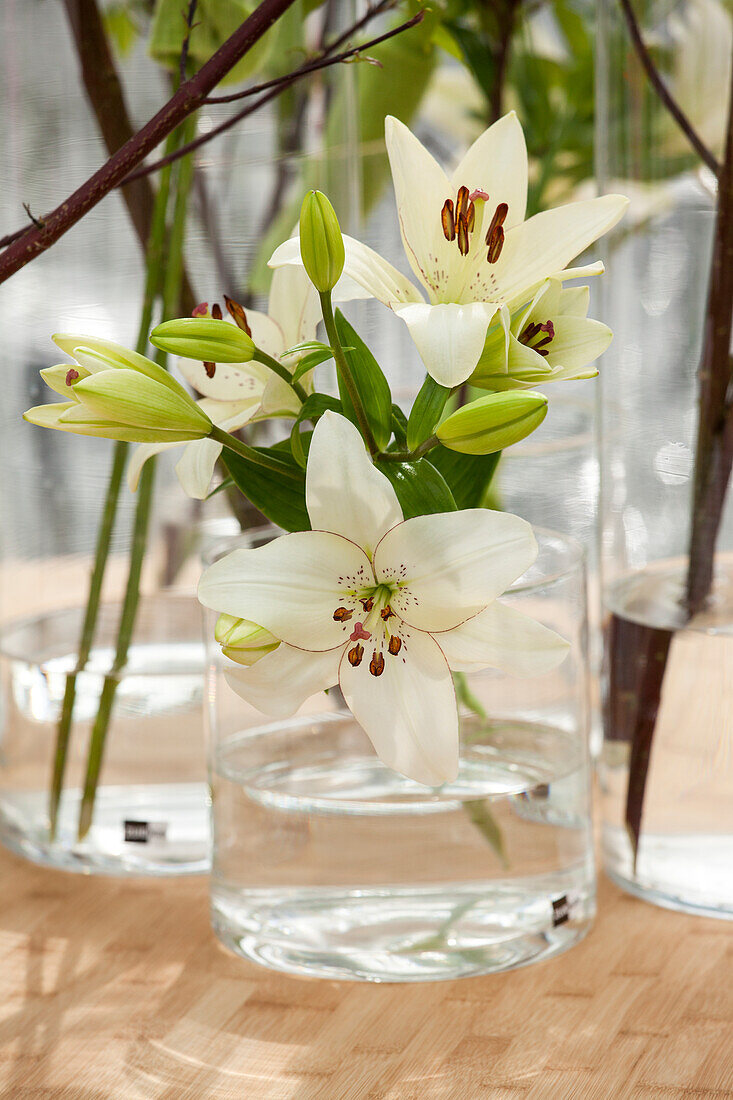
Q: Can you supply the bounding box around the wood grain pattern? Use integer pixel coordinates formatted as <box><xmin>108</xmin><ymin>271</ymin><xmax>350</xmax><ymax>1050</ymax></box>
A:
<box><xmin>0</xmin><ymin>847</ymin><xmax>731</xmax><ymax>1099</ymax></box>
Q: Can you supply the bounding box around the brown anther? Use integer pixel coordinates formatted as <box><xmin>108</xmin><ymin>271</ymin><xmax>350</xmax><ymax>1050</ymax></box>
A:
<box><xmin>204</xmin><ymin>362</ymin><xmax>216</xmax><ymax>378</ymax></box>
<box><xmin>369</xmin><ymin>650</ymin><xmax>385</xmax><ymax>677</ymax></box>
<box><xmin>534</xmin><ymin>335</ymin><xmax>553</xmax><ymax>350</ymax></box>
<box><xmin>224</xmin><ymin>295</ymin><xmax>252</xmax><ymax>337</ymax></box>
<box><xmin>485</xmin><ymin>202</ymin><xmax>509</xmax><ymax>245</ymax></box>
<box><xmin>348</xmin><ymin>644</ymin><xmax>364</xmax><ymax>667</ymax></box>
<box><xmin>333</xmin><ymin>607</ymin><xmax>354</xmax><ymax>622</ymax></box>
<box><xmin>360</xmin><ymin>597</ymin><xmax>374</xmax><ymax>613</ymax></box>
<box><xmin>380</xmin><ymin>605</ymin><xmax>394</xmax><ymax>621</ymax></box>
<box><xmin>388</xmin><ymin>635</ymin><xmax>402</xmax><ymax>656</ymax></box>
<box><xmin>466</xmin><ymin>201</ymin><xmax>475</xmax><ymax>233</ymax></box>
<box><xmin>212</xmin><ymin>302</ymin><xmax>223</xmax><ymax>321</ymax></box>
<box><xmin>65</xmin><ymin>368</ymin><xmax>80</xmax><ymax>387</ymax></box>
<box><xmin>441</xmin><ymin>199</ymin><xmax>456</xmax><ymax>242</ymax></box>
<box><xmin>455</xmin><ymin>185</ymin><xmax>471</xmax><ymax>221</ymax></box>
<box><xmin>486</xmin><ymin>224</ymin><xmax>505</xmax><ymax>263</ymax></box>
<box><xmin>457</xmin><ymin>216</ymin><xmax>469</xmax><ymax>256</ymax></box>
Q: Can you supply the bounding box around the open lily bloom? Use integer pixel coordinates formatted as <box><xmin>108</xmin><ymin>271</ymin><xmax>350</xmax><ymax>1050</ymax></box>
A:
<box><xmin>128</xmin><ymin>265</ymin><xmax>320</xmax><ymax>498</ymax></box>
<box><xmin>471</xmin><ymin>278</ymin><xmax>613</xmax><ymax>390</ymax></box>
<box><xmin>270</xmin><ymin>113</ymin><xmax>628</xmax><ymax>388</ymax></box>
<box><xmin>198</xmin><ymin>411</ymin><xmax>569</xmax><ymax>787</ymax></box>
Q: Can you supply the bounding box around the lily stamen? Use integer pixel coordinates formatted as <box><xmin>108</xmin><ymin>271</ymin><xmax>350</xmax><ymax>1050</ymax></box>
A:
<box><xmin>369</xmin><ymin>651</ymin><xmax>385</xmax><ymax>677</ymax></box>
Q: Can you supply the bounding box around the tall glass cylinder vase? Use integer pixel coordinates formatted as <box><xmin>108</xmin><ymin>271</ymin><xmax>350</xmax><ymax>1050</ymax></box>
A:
<box><xmin>204</xmin><ymin>530</ymin><xmax>594</xmax><ymax>983</ymax></box>
<box><xmin>596</xmin><ymin>0</ymin><xmax>733</xmax><ymax>915</ymax></box>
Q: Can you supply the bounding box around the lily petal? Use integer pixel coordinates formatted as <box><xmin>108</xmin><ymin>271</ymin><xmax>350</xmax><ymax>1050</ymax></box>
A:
<box><xmin>339</xmin><ymin>625</ymin><xmax>458</xmax><ymax>786</ymax></box>
<box><xmin>306</xmin><ymin>412</ymin><xmax>402</xmax><ymax>558</ymax></box>
<box><xmin>225</xmin><ymin>643</ymin><xmax>341</xmax><ymax>719</ymax></box>
<box><xmin>246</xmin><ymin>310</ymin><xmax>286</xmax><ymax>360</ymax></box>
<box><xmin>175</xmin><ymin>437</ymin><xmax>223</xmax><ymax>499</ymax></box>
<box><xmin>393</xmin><ymin>301</ymin><xmax>499</xmax><ymax>387</ymax></box>
<box><xmin>451</xmin><ymin>110</ymin><xmax>528</xmax><ymax>229</ymax></box>
<box><xmin>267</xmin><ymin>264</ymin><xmax>321</xmax><ymax>349</ymax></box>
<box><xmin>436</xmin><ymin>600</ymin><xmax>569</xmax><ymax>675</ymax></box>
<box><xmin>374</xmin><ymin>509</ymin><xmax>537</xmax><ymax>632</ymax></box>
<box><xmin>493</xmin><ymin>195</ymin><xmax>629</xmax><ymax>306</ymax></box>
<box><xmin>385</xmin><ymin>115</ymin><xmax>456</xmax><ymax>299</ymax></box>
<box><xmin>198</xmin><ymin>533</ymin><xmax>374</xmax><ymax>651</ymax></box>
<box><xmin>177</xmin><ymin>356</ymin><xmax>270</xmax><ymax>402</ymax></box>
<box><xmin>127</xmin><ymin>439</ymin><xmax>181</xmax><ymax>491</ymax></box>
<box><xmin>545</xmin><ymin>315</ymin><xmax>612</xmax><ymax>370</ymax></box>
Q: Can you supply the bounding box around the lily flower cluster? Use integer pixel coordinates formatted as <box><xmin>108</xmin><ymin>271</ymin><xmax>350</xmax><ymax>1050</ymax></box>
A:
<box><xmin>24</xmin><ymin>112</ymin><xmax>626</xmax><ymax>786</ymax></box>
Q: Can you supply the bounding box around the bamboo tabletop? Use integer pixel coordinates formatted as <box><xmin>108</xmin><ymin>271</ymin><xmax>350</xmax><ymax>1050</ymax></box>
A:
<box><xmin>1</xmin><ymin>845</ymin><xmax>732</xmax><ymax>1099</ymax></box>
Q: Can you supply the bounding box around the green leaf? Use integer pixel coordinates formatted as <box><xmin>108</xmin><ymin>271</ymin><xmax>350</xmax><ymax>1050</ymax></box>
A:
<box><xmin>391</xmin><ymin>404</ymin><xmax>408</xmax><ymax>447</ymax></box>
<box><xmin>290</xmin><ymin>347</ymin><xmax>335</xmax><ymax>383</ymax></box>
<box><xmin>290</xmin><ymin>393</ymin><xmax>342</xmax><ymax>469</ymax></box>
<box><xmin>222</xmin><ymin>446</ymin><xmax>309</xmax><ymax>532</ymax></box>
<box><xmin>407</xmin><ymin>375</ymin><xmax>450</xmax><ymax>452</ymax></box>
<box><xmin>376</xmin><ymin>458</ymin><xmax>456</xmax><ymax>519</ymax></box>
<box><xmin>334</xmin><ymin>311</ymin><xmax>392</xmax><ymax>451</ymax></box>
<box><xmin>428</xmin><ymin>446</ymin><xmax>501</xmax><ymax>510</ymax></box>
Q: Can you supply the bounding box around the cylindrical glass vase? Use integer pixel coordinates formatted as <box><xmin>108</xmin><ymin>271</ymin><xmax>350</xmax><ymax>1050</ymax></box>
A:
<box><xmin>596</xmin><ymin>0</ymin><xmax>733</xmax><ymax>915</ymax></box>
<box><xmin>204</xmin><ymin>530</ymin><xmax>594</xmax><ymax>983</ymax></box>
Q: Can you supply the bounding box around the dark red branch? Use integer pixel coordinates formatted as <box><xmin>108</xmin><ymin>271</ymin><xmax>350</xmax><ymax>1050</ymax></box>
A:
<box><xmin>0</xmin><ymin>0</ymin><xmax>299</xmax><ymax>287</ymax></box>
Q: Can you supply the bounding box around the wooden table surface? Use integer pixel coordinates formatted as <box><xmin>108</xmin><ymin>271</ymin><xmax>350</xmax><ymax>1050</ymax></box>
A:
<box><xmin>1</xmin><ymin>845</ymin><xmax>732</xmax><ymax>1099</ymax></box>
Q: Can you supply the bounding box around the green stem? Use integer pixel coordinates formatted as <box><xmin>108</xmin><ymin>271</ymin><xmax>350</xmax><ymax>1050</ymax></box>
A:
<box><xmin>76</xmin><ymin>122</ymin><xmax>192</xmax><ymax>841</ymax></box>
<box><xmin>48</xmin><ymin>442</ymin><xmax>127</xmax><ymax>836</ymax></box>
<box><xmin>210</xmin><ymin>425</ymin><xmax>302</xmax><ymax>479</ymax></box>
<box><xmin>318</xmin><ymin>291</ymin><xmax>378</xmax><ymax>455</ymax></box>
<box><xmin>253</xmin><ymin>346</ymin><xmax>308</xmax><ymax>403</ymax></box>
<box><xmin>377</xmin><ymin>436</ymin><xmax>439</xmax><ymax>463</ymax></box>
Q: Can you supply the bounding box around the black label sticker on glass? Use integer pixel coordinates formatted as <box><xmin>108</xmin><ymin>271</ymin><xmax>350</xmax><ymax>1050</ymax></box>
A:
<box><xmin>124</xmin><ymin>820</ymin><xmax>167</xmax><ymax>844</ymax></box>
<box><xmin>552</xmin><ymin>895</ymin><xmax>571</xmax><ymax>926</ymax></box>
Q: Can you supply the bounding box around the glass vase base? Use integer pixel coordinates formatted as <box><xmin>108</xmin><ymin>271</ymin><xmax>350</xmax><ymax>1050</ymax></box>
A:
<box><xmin>212</xmin><ymin>879</ymin><xmax>594</xmax><ymax>983</ymax></box>
<box><xmin>0</xmin><ymin>782</ymin><xmax>210</xmax><ymax>876</ymax></box>
<box><xmin>603</xmin><ymin>826</ymin><xmax>733</xmax><ymax>920</ymax></box>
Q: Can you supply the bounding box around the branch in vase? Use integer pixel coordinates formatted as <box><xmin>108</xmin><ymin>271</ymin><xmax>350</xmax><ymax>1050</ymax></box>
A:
<box><xmin>616</xmin><ymin>45</ymin><xmax>733</xmax><ymax>865</ymax></box>
<box><xmin>685</xmin><ymin>57</ymin><xmax>733</xmax><ymax>613</ymax></box>
<box><xmin>618</xmin><ymin>0</ymin><xmax>721</xmax><ymax>177</ymax></box>
<box><xmin>0</xmin><ymin>0</ymin><xmax>300</xmax><ymax>286</ymax></box>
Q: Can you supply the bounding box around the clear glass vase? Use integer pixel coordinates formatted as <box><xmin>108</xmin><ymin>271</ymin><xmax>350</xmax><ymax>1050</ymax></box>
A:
<box><xmin>204</xmin><ymin>530</ymin><xmax>594</xmax><ymax>982</ymax></box>
<box><xmin>596</xmin><ymin>0</ymin><xmax>733</xmax><ymax>915</ymax></box>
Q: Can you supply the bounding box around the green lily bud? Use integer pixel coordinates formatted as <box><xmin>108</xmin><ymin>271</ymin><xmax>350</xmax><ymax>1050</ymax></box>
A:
<box><xmin>436</xmin><ymin>391</ymin><xmax>548</xmax><ymax>455</ymax></box>
<box><xmin>215</xmin><ymin>614</ymin><xmax>279</xmax><ymax>667</ymax></box>
<box><xmin>151</xmin><ymin>317</ymin><xmax>255</xmax><ymax>363</ymax></box>
<box><xmin>299</xmin><ymin>190</ymin><xmax>345</xmax><ymax>293</ymax></box>
<box><xmin>71</xmin><ymin>369</ymin><xmax>212</xmax><ymax>435</ymax></box>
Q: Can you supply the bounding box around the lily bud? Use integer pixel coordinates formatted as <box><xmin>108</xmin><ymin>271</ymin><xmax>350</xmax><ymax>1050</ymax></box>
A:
<box><xmin>299</xmin><ymin>190</ymin><xmax>345</xmax><ymax>293</ymax></box>
<box><xmin>215</xmin><ymin>614</ymin><xmax>279</xmax><ymax>666</ymax></box>
<box><xmin>436</xmin><ymin>391</ymin><xmax>548</xmax><ymax>455</ymax></box>
<box><xmin>151</xmin><ymin>317</ymin><xmax>255</xmax><ymax>363</ymax></box>
<box><xmin>70</xmin><ymin>370</ymin><xmax>213</xmax><ymax>435</ymax></box>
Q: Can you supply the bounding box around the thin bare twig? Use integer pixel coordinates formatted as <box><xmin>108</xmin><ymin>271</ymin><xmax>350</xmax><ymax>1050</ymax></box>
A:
<box><xmin>123</xmin><ymin>10</ymin><xmax>423</xmax><ymax>184</ymax></box>
<box><xmin>618</xmin><ymin>0</ymin><xmax>721</xmax><ymax>177</ymax></box>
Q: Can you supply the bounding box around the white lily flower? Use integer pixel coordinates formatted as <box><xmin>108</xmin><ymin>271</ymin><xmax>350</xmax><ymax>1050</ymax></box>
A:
<box><xmin>472</xmin><ymin>278</ymin><xmax>613</xmax><ymax>390</ymax></box>
<box><xmin>270</xmin><ymin>113</ymin><xmax>628</xmax><ymax>388</ymax></box>
<box><xmin>128</xmin><ymin>265</ymin><xmax>320</xmax><ymax>498</ymax></box>
<box><xmin>198</xmin><ymin>411</ymin><xmax>569</xmax><ymax>787</ymax></box>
